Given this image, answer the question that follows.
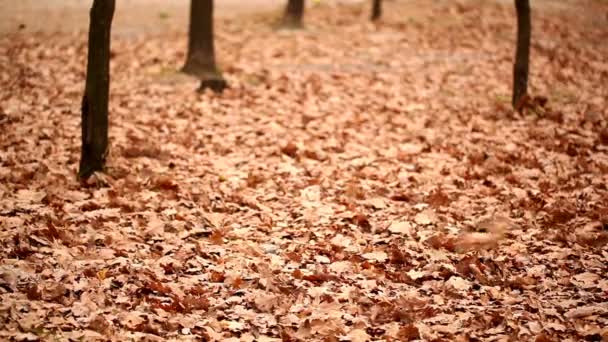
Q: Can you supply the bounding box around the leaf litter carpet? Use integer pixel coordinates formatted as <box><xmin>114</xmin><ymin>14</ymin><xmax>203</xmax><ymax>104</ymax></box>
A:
<box><xmin>1</xmin><ymin>0</ymin><xmax>607</xmax><ymax>341</ymax></box>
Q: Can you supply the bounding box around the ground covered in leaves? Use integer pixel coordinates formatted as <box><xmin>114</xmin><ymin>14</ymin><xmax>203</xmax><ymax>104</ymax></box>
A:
<box><xmin>1</xmin><ymin>0</ymin><xmax>608</xmax><ymax>341</ymax></box>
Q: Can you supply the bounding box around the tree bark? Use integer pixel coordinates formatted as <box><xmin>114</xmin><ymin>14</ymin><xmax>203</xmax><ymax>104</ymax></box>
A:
<box><xmin>282</xmin><ymin>0</ymin><xmax>305</xmax><ymax>28</ymax></box>
<box><xmin>371</xmin><ymin>0</ymin><xmax>382</xmax><ymax>21</ymax></box>
<box><xmin>79</xmin><ymin>0</ymin><xmax>115</xmax><ymax>180</ymax></box>
<box><xmin>182</xmin><ymin>0</ymin><xmax>226</xmax><ymax>92</ymax></box>
<box><xmin>512</xmin><ymin>0</ymin><xmax>531</xmax><ymax>109</ymax></box>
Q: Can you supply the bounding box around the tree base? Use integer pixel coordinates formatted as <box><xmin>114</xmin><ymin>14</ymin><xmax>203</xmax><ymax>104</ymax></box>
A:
<box><xmin>371</xmin><ymin>0</ymin><xmax>382</xmax><ymax>21</ymax></box>
<box><xmin>181</xmin><ymin>62</ymin><xmax>212</xmax><ymax>78</ymax></box>
<box><xmin>279</xmin><ymin>17</ymin><xmax>303</xmax><ymax>30</ymax></box>
<box><xmin>79</xmin><ymin>154</ymin><xmax>106</xmax><ymax>180</ymax></box>
<box><xmin>199</xmin><ymin>77</ymin><xmax>227</xmax><ymax>93</ymax></box>
<box><xmin>180</xmin><ymin>64</ymin><xmax>227</xmax><ymax>93</ymax></box>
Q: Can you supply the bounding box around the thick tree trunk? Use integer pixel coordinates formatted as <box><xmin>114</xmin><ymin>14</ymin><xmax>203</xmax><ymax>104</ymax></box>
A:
<box><xmin>282</xmin><ymin>0</ymin><xmax>305</xmax><ymax>28</ymax></box>
<box><xmin>371</xmin><ymin>0</ymin><xmax>382</xmax><ymax>21</ymax></box>
<box><xmin>182</xmin><ymin>0</ymin><xmax>226</xmax><ymax>92</ymax></box>
<box><xmin>79</xmin><ymin>0</ymin><xmax>115</xmax><ymax>180</ymax></box>
<box><xmin>512</xmin><ymin>0</ymin><xmax>531</xmax><ymax>109</ymax></box>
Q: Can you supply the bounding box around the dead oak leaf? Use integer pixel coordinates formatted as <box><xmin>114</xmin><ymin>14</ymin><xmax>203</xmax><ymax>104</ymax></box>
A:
<box><xmin>302</xmin><ymin>272</ymin><xmax>341</xmax><ymax>284</ymax></box>
<box><xmin>362</xmin><ymin>251</ymin><xmax>388</xmax><ymax>263</ymax></box>
<box><xmin>426</xmin><ymin>188</ymin><xmax>451</xmax><ymax>208</ymax></box>
<box><xmin>455</xmin><ymin>217</ymin><xmax>512</xmax><ymax>252</ymax></box>
<box><xmin>455</xmin><ymin>232</ymin><xmax>500</xmax><ymax>252</ymax></box>
<box><xmin>281</xmin><ymin>141</ymin><xmax>298</xmax><ymax>158</ymax></box>
<box><xmin>425</xmin><ymin>233</ymin><xmax>457</xmax><ymax>252</ymax></box>
<box><xmin>397</xmin><ymin>324</ymin><xmax>421</xmax><ymax>341</ymax></box>
<box><xmin>564</xmin><ymin>305</ymin><xmax>607</xmax><ymax>319</ymax></box>
<box><xmin>350</xmin><ymin>212</ymin><xmax>372</xmax><ymax>232</ymax></box>
<box><xmin>544</xmin><ymin>198</ymin><xmax>577</xmax><ymax>226</ymax></box>
<box><xmin>388</xmin><ymin>221</ymin><xmax>412</xmax><ymax>235</ymax></box>
<box><xmin>151</xmin><ymin>175</ymin><xmax>179</xmax><ymax>192</ymax></box>
<box><xmin>414</xmin><ymin>209</ymin><xmax>437</xmax><ymax>226</ymax></box>
<box><xmin>446</xmin><ymin>276</ymin><xmax>472</xmax><ymax>291</ymax></box>
<box><xmin>346</xmin><ymin>329</ymin><xmax>370</xmax><ymax>342</ymax></box>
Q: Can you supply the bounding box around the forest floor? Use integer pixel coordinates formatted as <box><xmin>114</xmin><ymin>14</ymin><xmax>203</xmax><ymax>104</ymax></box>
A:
<box><xmin>0</xmin><ymin>0</ymin><xmax>284</xmax><ymax>35</ymax></box>
<box><xmin>1</xmin><ymin>0</ymin><xmax>608</xmax><ymax>341</ymax></box>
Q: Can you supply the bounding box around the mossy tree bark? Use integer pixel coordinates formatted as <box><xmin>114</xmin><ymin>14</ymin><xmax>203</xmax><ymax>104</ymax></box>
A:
<box><xmin>512</xmin><ymin>0</ymin><xmax>531</xmax><ymax>109</ymax></box>
<box><xmin>182</xmin><ymin>0</ymin><xmax>227</xmax><ymax>92</ymax></box>
<box><xmin>371</xmin><ymin>0</ymin><xmax>382</xmax><ymax>21</ymax></box>
<box><xmin>79</xmin><ymin>0</ymin><xmax>115</xmax><ymax>180</ymax></box>
<box><xmin>282</xmin><ymin>0</ymin><xmax>304</xmax><ymax>28</ymax></box>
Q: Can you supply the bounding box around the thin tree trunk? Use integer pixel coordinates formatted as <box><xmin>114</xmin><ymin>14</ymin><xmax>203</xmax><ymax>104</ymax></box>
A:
<box><xmin>79</xmin><ymin>0</ymin><xmax>115</xmax><ymax>180</ymax></box>
<box><xmin>282</xmin><ymin>0</ymin><xmax>304</xmax><ymax>28</ymax></box>
<box><xmin>512</xmin><ymin>0</ymin><xmax>531</xmax><ymax>109</ymax></box>
<box><xmin>182</xmin><ymin>0</ymin><xmax>226</xmax><ymax>92</ymax></box>
<box><xmin>371</xmin><ymin>0</ymin><xmax>382</xmax><ymax>21</ymax></box>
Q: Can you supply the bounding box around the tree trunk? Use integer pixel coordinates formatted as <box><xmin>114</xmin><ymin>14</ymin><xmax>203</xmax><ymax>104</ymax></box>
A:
<box><xmin>512</xmin><ymin>0</ymin><xmax>531</xmax><ymax>110</ymax></box>
<box><xmin>182</xmin><ymin>0</ymin><xmax>226</xmax><ymax>92</ymax></box>
<box><xmin>371</xmin><ymin>0</ymin><xmax>382</xmax><ymax>21</ymax></box>
<box><xmin>282</xmin><ymin>0</ymin><xmax>305</xmax><ymax>28</ymax></box>
<box><xmin>79</xmin><ymin>0</ymin><xmax>115</xmax><ymax>180</ymax></box>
